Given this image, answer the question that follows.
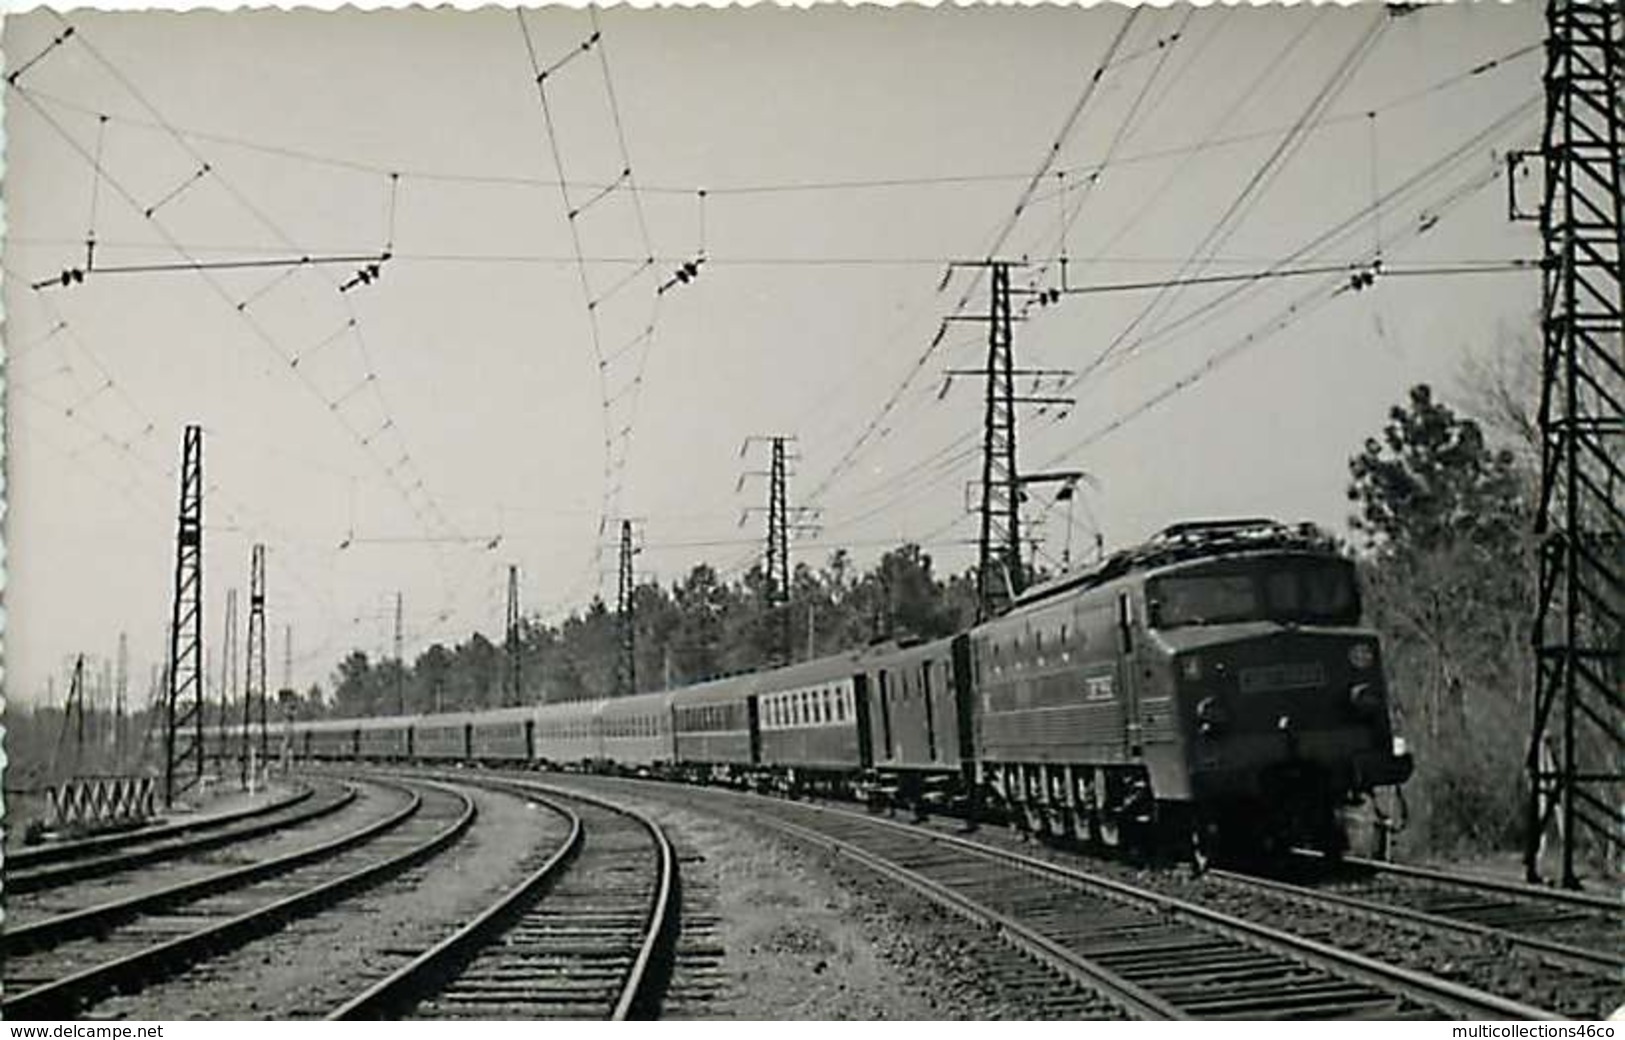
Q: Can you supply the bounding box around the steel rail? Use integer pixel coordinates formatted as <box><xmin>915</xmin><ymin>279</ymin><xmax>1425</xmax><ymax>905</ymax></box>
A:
<box><xmin>8</xmin><ymin>785</ymin><xmax>357</xmax><ymax>894</ymax></box>
<box><xmin>3</xmin><ymin>779</ymin><xmax>477</xmax><ymax>1020</ymax></box>
<box><xmin>5</xmin><ymin>781</ymin><xmax>398</xmax><ymax>956</ymax></box>
<box><xmin>7</xmin><ymin>784</ymin><xmax>313</xmax><ymax>869</ymax></box>
<box><xmin>330</xmin><ymin>794</ymin><xmax>585</xmax><ymax>1019</ymax></box>
<box><xmin>1211</xmin><ymin>868</ymin><xmax>1624</xmax><ymax>974</ymax></box>
<box><xmin>747</xmin><ymin>807</ymin><xmax>1186</xmax><ymax>1020</ymax></box>
<box><xmin>788</xmin><ymin>800</ymin><xmax>1565</xmax><ymax>1021</ymax></box>
<box><xmin>1323</xmin><ymin>852</ymin><xmax>1624</xmax><ymax>914</ymax></box>
<box><xmin>393</xmin><ymin>772</ymin><xmax>679</xmax><ymax>1021</ymax></box>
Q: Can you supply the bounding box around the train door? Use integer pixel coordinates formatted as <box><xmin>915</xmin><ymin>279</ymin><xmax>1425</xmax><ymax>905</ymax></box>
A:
<box><xmin>950</xmin><ymin>635</ymin><xmax>976</xmax><ymax>766</ymax></box>
<box><xmin>1116</xmin><ymin>590</ymin><xmax>1143</xmax><ymax>758</ymax></box>
<box><xmin>746</xmin><ymin>697</ymin><xmax>762</xmax><ymax>766</ymax></box>
<box><xmin>877</xmin><ymin>669</ymin><xmax>896</xmax><ymax>761</ymax></box>
<box><xmin>920</xmin><ymin>658</ymin><xmax>938</xmax><ymax>762</ymax></box>
<box><xmin>851</xmin><ymin>674</ymin><xmax>874</xmax><ymax>769</ymax></box>
<box><xmin>462</xmin><ymin>723</ymin><xmax>473</xmax><ymax>762</ymax></box>
<box><xmin>524</xmin><ymin>720</ymin><xmax>536</xmax><ymax>763</ymax></box>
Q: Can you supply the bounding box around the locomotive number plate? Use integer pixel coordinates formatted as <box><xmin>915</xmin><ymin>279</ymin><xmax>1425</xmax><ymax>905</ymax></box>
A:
<box><xmin>1239</xmin><ymin>662</ymin><xmax>1325</xmax><ymax>694</ymax></box>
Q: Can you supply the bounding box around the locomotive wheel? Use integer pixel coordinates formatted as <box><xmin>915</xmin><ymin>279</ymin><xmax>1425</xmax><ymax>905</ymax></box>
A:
<box><xmin>1189</xmin><ymin>827</ymin><xmax>1213</xmax><ymax>876</ymax></box>
<box><xmin>1095</xmin><ymin>812</ymin><xmax>1122</xmax><ymax>849</ymax></box>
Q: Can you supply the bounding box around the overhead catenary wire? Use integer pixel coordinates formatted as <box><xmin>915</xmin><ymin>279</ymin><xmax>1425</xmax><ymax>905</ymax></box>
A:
<box><xmin>6</xmin><ymin>83</ymin><xmax>462</xmax><ymax>649</ymax></box>
<box><xmin>805</xmin><ymin>87</ymin><xmax>1540</xmax><ymax>559</ymax></box>
<box><xmin>803</xmin><ymin>8</ymin><xmax>1143</xmax><ymax>509</ymax></box>
<box><xmin>12</xmin><ymin>34</ymin><xmax>1537</xmax><ymax>210</ymax></box>
<box><xmin>27</xmin><ymin>16</ymin><xmax>464</xmax><ymax>565</ymax></box>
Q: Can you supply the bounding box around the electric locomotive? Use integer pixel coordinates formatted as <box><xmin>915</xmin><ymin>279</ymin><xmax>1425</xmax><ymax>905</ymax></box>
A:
<box><xmin>971</xmin><ymin>518</ymin><xmax>1413</xmax><ymax>859</ymax></box>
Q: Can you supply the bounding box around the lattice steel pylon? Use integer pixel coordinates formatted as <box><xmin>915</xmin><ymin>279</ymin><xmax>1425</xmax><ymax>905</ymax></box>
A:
<box><xmin>1522</xmin><ymin>0</ymin><xmax>1624</xmax><ymax>889</ymax></box>
<box><xmin>394</xmin><ymin>591</ymin><xmax>407</xmax><ymax>713</ymax></box>
<box><xmin>164</xmin><ymin>425</ymin><xmax>205</xmax><ymax>807</ymax></box>
<box><xmin>977</xmin><ymin>262</ymin><xmax>1022</xmax><ymax>620</ymax></box>
<box><xmin>766</xmin><ymin>437</ymin><xmax>792</xmax><ymax>662</ymax></box>
<box><xmin>53</xmin><ymin>655</ymin><xmax>88</xmax><ymax>780</ymax></box>
<box><xmin>505</xmin><ymin>567</ymin><xmax>523</xmax><ymax>706</ymax></box>
<box><xmin>616</xmin><ymin>522</ymin><xmax>637</xmax><ymax>697</ymax></box>
<box><xmin>242</xmin><ymin>544</ymin><xmax>267</xmax><ymax>787</ymax></box>
<box><xmin>218</xmin><ymin>588</ymin><xmax>238</xmax><ymax>763</ymax></box>
<box><xmin>114</xmin><ymin>632</ymin><xmax>128</xmax><ymax>771</ymax></box>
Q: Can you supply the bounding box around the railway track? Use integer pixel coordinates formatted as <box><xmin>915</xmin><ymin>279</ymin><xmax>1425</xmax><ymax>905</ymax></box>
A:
<box><xmin>1194</xmin><ymin>853</ymin><xmax>1624</xmax><ymax>1018</ymax></box>
<box><xmin>3</xmin><ymin>777</ymin><xmax>475</xmax><ymax>1020</ymax></box>
<box><xmin>1296</xmin><ymin>852</ymin><xmax>1621</xmax><ymax>964</ymax></box>
<box><xmin>332</xmin><ymin>772</ymin><xmax>676</xmax><ymax>1021</ymax></box>
<box><xmin>7</xmin><ymin>783</ymin><xmax>312</xmax><ymax>872</ymax></box>
<box><xmin>6</xmin><ymin>781</ymin><xmax>356</xmax><ymax>895</ymax></box>
<box><xmin>525</xmin><ymin>773</ymin><xmax>1566</xmax><ymax>1020</ymax></box>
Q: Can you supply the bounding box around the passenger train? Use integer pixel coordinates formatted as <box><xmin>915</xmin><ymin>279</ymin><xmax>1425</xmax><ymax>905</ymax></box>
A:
<box><xmin>230</xmin><ymin>519</ymin><xmax>1415</xmax><ymax>862</ymax></box>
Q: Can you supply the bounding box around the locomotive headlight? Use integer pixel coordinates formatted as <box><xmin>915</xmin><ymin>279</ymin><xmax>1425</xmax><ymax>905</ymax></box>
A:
<box><xmin>1180</xmin><ymin>655</ymin><xmax>1203</xmax><ymax>682</ymax></box>
<box><xmin>1349</xmin><ymin>682</ymin><xmax>1383</xmax><ymax>716</ymax></box>
<box><xmin>1348</xmin><ymin>642</ymin><xmax>1377</xmax><ymax>670</ymax></box>
<box><xmin>1196</xmin><ymin>696</ymin><xmax>1228</xmax><ymax>736</ymax></box>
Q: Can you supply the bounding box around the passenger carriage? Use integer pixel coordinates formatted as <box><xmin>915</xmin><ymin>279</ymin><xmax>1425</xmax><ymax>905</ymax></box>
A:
<box><xmin>300</xmin><ymin>717</ymin><xmax>364</xmax><ymax>761</ymax></box>
<box><xmin>858</xmin><ymin>635</ymin><xmax>974</xmax><ymax>809</ymax></box>
<box><xmin>598</xmin><ymin>691</ymin><xmax>676</xmax><ymax>774</ymax></box>
<box><xmin>670</xmin><ymin>674</ymin><xmax>758</xmax><ymax>784</ymax></box>
<box><xmin>755</xmin><ymin>649</ymin><xmax>869</xmax><ymax>795</ymax></box>
<box><xmin>413</xmin><ymin>711</ymin><xmax>474</xmax><ymax>762</ymax></box>
<box><xmin>355</xmin><ymin>714</ymin><xmax>415</xmax><ymax>760</ymax></box>
<box><xmin>531</xmin><ymin>697</ymin><xmax>606</xmax><ymax>768</ymax></box>
<box><xmin>468</xmin><ymin>705</ymin><xmax>543</xmax><ymax>763</ymax></box>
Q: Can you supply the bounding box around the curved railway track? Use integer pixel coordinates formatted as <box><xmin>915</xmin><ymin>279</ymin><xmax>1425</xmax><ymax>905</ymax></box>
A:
<box><xmin>1226</xmin><ymin>857</ymin><xmax>1622</xmax><ymax>972</ymax></box>
<box><xmin>7</xmin><ymin>783</ymin><xmax>313</xmax><ymax>872</ymax></box>
<box><xmin>7</xmin><ymin>781</ymin><xmax>357</xmax><ymax>895</ymax></box>
<box><xmin>3</xmin><ymin>777</ymin><xmax>475</xmax><ymax>1020</ymax></box>
<box><xmin>1293</xmin><ymin>852</ymin><xmax>1621</xmax><ymax>963</ymax></box>
<box><xmin>332</xmin><ymin>772</ymin><xmax>677</xmax><ymax>1021</ymax></box>
<box><xmin>521</xmin><ymin>773</ymin><xmax>1567</xmax><ymax>1021</ymax></box>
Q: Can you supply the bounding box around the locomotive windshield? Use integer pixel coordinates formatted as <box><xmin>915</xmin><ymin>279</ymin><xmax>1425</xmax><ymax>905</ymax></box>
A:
<box><xmin>1148</xmin><ymin>557</ymin><xmax>1359</xmax><ymax>628</ymax></box>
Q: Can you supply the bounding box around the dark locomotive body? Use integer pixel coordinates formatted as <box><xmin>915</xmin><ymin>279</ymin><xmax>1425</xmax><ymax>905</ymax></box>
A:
<box><xmin>969</xmin><ymin>520</ymin><xmax>1412</xmax><ymax>856</ymax></box>
<box><xmin>264</xmin><ymin>519</ymin><xmax>1413</xmax><ymax>861</ymax></box>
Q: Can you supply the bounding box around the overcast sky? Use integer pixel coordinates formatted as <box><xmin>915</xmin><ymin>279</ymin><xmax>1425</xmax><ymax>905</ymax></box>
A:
<box><xmin>4</xmin><ymin>2</ymin><xmax>1543</xmax><ymax>709</ymax></box>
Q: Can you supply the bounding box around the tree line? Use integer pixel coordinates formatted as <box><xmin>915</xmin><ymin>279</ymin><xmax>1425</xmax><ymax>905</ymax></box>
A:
<box><xmin>312</xmin><ymin>543</ymin><xmax>985</xmax><ymax>720</ymax></box>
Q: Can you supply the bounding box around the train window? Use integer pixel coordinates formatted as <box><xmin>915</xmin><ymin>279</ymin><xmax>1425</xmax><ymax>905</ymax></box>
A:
<box><xmin>835</xmin><ymin>689</ymin><xmax>846</xmax><ymax>722</ymax></box>
<box><xmin>821</xmin><ymin>689</ymin><xmax>832</xmax><ymax>722</ymax></box>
